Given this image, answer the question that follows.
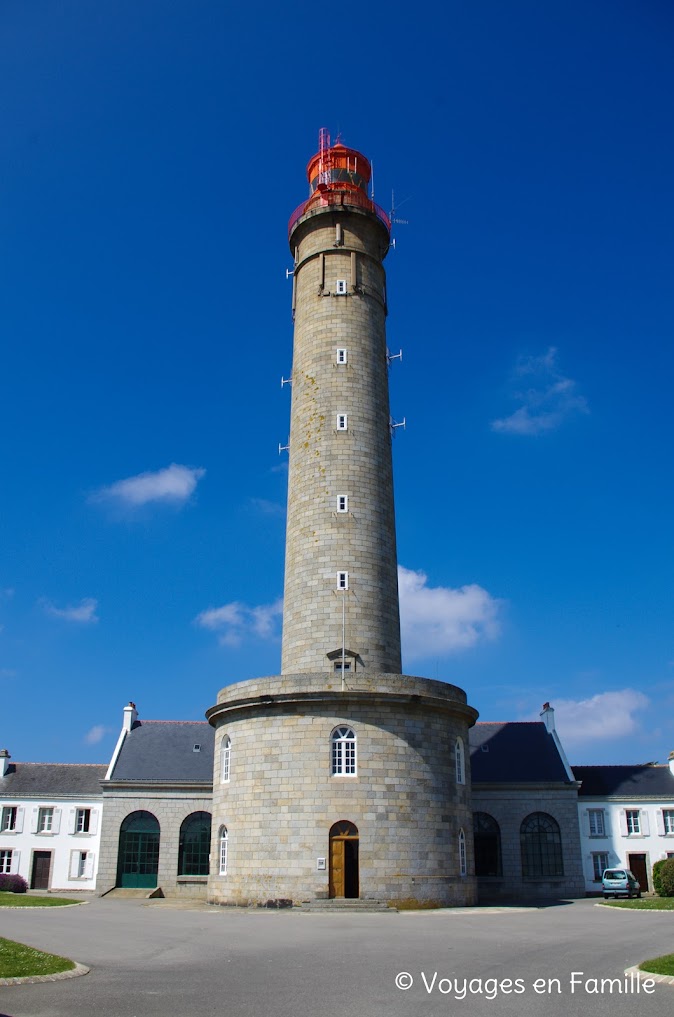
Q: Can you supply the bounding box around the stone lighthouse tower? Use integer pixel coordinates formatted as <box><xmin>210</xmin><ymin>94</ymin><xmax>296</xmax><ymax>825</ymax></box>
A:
<box><xmin>207</xmin><ymin>132</ymin><xmax>478</xmax><ymax>908</ymax></box>
<box><xmin>281</xmin><ymin>129</ymin><xmax>401</xmax><ymax>676</ymax></box>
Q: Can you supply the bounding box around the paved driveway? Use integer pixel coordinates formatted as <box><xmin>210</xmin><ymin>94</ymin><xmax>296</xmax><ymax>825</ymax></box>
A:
<box><xmin>1</xmin><ymin>897</ymin><xmax>672</xmax><ymax>1017</ymax></box>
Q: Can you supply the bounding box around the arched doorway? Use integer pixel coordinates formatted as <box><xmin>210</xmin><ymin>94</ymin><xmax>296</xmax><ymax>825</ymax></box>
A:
<box><xmin>117</xmin><ymin>810</ymin><xmax>160</xmax><ymax>888</ymax></box>
<box><xmin>329</xmin><ymin>820</ymin><xmax>359</xmax><ymax>899</ymax></box>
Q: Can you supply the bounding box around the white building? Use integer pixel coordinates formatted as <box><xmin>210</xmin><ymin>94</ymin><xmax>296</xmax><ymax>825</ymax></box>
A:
<box><xmin>573</xmin><ymin>754</ymin><xmax>674</xmax><ymax>894</ymax></box>
<box><xmin>0</xmin><ymin>749</ymin><xmax>105</xmax><ymax>891</ymax></box>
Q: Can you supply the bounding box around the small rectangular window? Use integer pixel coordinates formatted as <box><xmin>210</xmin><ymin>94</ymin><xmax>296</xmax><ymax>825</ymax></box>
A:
<box><xmin>337</xmin><ymin>571</ymin><xmax>349</xmax><ymax>590</ymax></box>
<box><xmin>588</xmin><ymin>810</ymin><xmax>605</xmax><ymax>837</ymax></box>
<box><xmin>592</xmin><ymin>852</ymin><xmax>609</xmax><ymax>881</ymax></box>
<box><xmin>76</xmin><ymin>808</ymin><xmax>91</xmax><ymax>834</ymax></box>
<box><xmin>335</xmin><ymin>279</ymin><xmax>347</xmax><ymax>295</ymax></box>
<box><xmin>626</xmin><ymin>810</ymin><xmax>641</xmax><ymax>835</ymax></box>
<box><xmin>38</xmin><ymin>807</ymin><xmax>54</xmax><ymax>833</ymax></box>
<box><xmin>78</xmin><ymin>851</ymin><xmax>88</xmax><ymax>878</ymax></box>
<box><xmin>337</xmin><ymin>495</ymin><xmax>348</xmax><ymax>513</ymax></box>
<box><xmin>336</xmin><ymin>348</ymin><xmax>347</xmax><ymax>364</ymax></box>
<box><xmin>663</xmin><ymin>810</ymin><xmax>674</xmax><ymax>834</ymax></box>
<box><xmin>1</xmin><ymin>807</ymin><xmax>17</xmax><ymax>832</ymax></box>
<box><xmin>0</xmin><ymin>849</ymin><xmax>13</xmax><ymax>874</ymax></box>
<box><xmin>334</xmin><ymin>661</ymin><xmax>351</xmax><ymax>672</ymax></box>
<box><xmin>336</xmin><ymin>414</ymin><xmax>348</xmax><ymax>431</ymax></box>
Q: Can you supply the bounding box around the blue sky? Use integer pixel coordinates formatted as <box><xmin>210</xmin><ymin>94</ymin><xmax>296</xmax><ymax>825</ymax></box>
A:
<box><xmin>1</xmin><ymin>0</ymin><xmax>672</xmax><ymax>767</ymax></box>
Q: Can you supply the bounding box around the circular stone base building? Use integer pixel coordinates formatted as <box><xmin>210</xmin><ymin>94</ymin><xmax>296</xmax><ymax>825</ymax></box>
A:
<box><xmin>206</xmin><ymin>673</ymin><xmax>478</xmax><ymax>908</ymax></box>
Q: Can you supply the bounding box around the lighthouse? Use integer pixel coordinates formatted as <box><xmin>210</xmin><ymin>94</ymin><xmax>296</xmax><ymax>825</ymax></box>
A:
<box><xmin>207</xmin><ymin>132</ymin><xmax>478</xmax><ymax>908</ymax></box>
<box><xmin>282</xmin><ymin>129</ymin><xmax>401</xmax><ymax>676</ymax></box>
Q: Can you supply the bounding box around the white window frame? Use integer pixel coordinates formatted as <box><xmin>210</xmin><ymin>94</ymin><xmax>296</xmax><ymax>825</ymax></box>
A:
<box><xmin>76</xmin><ymin>808</ymin><xmax>91</xmax><ymax>834</ymax></box>
<box><xmin>336</xmin><ymin>413</ymin><xmax>348</xmax><ymax>431</ymax></box>
<box><xmin>588</xmin><ymin>809</ymin><xmax>605</xmax><ymax>837</ymax></box>
<box><xmin>219</xmin><ymin>827</ymin><xmax>228</xmax><ymax>875</ymax></box>
<box><xmin>626</xmin><ymin>809</ymin><xmax>641</xmax><ymax>835</ymax></box>
<box><xmin>0</xmin><ymin>849</ymin><xmax>12</xmax><ymax>874</ymax></box>
<box><xmin>38</xmin><ymin>807</ymin><xmax>55</xmax><ymax>833</ymax></box>
<box><xmin>1</xmin><ymin>806</ymin><xmax>17</xmax><ymax>832</ymax></box>
<box><xmin>337</xmin><ymin>571</ymin><xmax>349</xmax><ymax>591</ymax></box>
<box><xmin>455</xmin><ymin>737</ymin><xmax>465</xmax><ymax>785</ymax></box>
<box><xmin>663</xmin><ymin>809</ymin><xmax>674</xmax><ymax>835</ymax></box>
<box><xmin>335</xmin><ymin>279</ymin><xmax>347</xmax><ymax>295</ymax></box>
<box><xmin>221</xmin><ymin>736</ymin><xmax>231</xmax><ymax>784</ymax></box>
<box><xmin>337</xmin><ymin>495</ymin><xmax>349</xmax><ymax>513</ymax></box>
<box><xmin>459</xmin><ymin>829</ymin><xmax>467</xmax><ymax>875</ymax></box>
<box><xmin>336</xmin><ymin>348</ymin><xmax>347</xmax><ymax>364</ymax></box>
<box><xmin>592</xmin><ymin>852</ymin><xmax>609</xmax><ymax>881</ymax></box>
<box><xmin>334</xmin><ymin>660</ymin><xmax>351</xmax><ymax>672</ymax></box>
<box><xmin>331</xmin><ymin>726</ymin><xmax>357</xmax><ymax>776</ymax></box>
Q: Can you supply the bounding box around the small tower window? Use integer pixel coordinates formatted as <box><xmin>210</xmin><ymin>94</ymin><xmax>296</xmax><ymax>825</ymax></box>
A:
<box><xmin>336</xmin><ymin>348</ymin><xmax>347</xmax><ymax>364</ymax></box>
<box><xmin>337</xmin><ymin>571</ymin><xmax>349</xmax><ymax>590</ymax></box>
<box><xmin>459</xmin><ymin>829</ymin><xmax>467</xmax><ymax>875</ymax></box>
<box><xmin>221</xmin><ymin>735</ymin><xmax>231</xmax><ymax>783</ymax></box>
<box><xmin>334</xmin><ymin>660</ymin><xmax>351</xmax><ymax>672</ymax></box>
<box><xmin>336</xmin><ymin>414</ymin><xmax>348</xmax><ymax>431</ymax></box>
<box><xmin>335</xmin><ymin>279</ymin><xmax>347</xmax><ymax>295</ymax></box>
<box><xmin>337</xmin><ymin>495</ymin><xmax>349</xmax><ymax>513</ymax></box>
<box><xmin>219</xmin><ymin>826</ymin><xmax>228</xmax><ymax>875</ymax></box>
<box><xmin>455</xmin><ymin>737</ymin><xmax>465</xmax><ymax>785</ymax></box>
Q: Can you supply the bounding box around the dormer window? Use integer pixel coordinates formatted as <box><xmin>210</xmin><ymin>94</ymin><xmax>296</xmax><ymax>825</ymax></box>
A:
<box><xmin>193</xmin><ymin>744</ymin><xmax>201</xmax><ymax>752</ymax></box>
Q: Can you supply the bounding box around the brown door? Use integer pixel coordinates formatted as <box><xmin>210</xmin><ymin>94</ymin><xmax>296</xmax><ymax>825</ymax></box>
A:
<box><xmin>329</xmin><ymin>821</ymin><xmax>359</xmax><ymax>899</ymax></box>
<box><xmin>628</xmin><ymin>853</ymin><xmax>648</xmax><ymax>891</ymax></box>
<box><xmin>31</xmin><ymin>851</ymin><xmax>52</xmax><ymax>890</ymax></box>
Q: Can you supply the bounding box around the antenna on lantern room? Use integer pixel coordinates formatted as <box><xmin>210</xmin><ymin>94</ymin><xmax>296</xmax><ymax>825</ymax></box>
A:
<box><xmin>318</xmin><ymin>127</ymin><xmax>331</xmax><ymax>187</ymax></box>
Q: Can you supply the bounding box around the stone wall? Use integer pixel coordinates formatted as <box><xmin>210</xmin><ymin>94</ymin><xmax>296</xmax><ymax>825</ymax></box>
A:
<box><xmin>97</xmin><ymin>785</ymin><xmax>212</xmax><ymax>896</ymax></box>
<box><xmin>472</xmin><ymin>784</ymin><xmax>585</xmax><ymax>901</ymax></box>
<box><xmin>207</xmin><ymin>673</ymin><xmax>478</xmax><ymax>907</ymax></box>
<box><xmin>282</xmin><ymin>205</ymin><xmax>401</xmax><ymax>674</ymax></box>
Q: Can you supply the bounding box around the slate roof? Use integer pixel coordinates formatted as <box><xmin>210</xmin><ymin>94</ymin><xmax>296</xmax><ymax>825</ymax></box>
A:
<box><xmin>108</xmin><ymin>720</ymin><xmax>214</xmax><ymax>783</ymax></box>
<box><xmin>572</xmin><ymin>764</ymin><xmax>674</xmax><ymax>798</ymax></box>
<box><xmin>469</xmin><ymin>722</ymin><xmax>571</xmax><ymax>783</ymax></box>
<box><xmin>0</xmin><ymin>763</ymin><xmax>107</xmax><ymax>798</ymax></box>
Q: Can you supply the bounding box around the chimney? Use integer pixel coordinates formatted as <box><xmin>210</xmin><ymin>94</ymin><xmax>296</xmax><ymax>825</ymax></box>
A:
<box><xmin>123</xmin><ymin>702</ymin><xmax>138</xmax><ymax>732</ymax></box>
<box><xmin>540</xmin><ymin>702</ymin><xmax>555</xmax><ymax>733</ymax></box>
<box><xmin>669</xmin><ymin>751</ymin><xmax>674</xmax><ymax>777</ymax></box>
<box><xmin>0</xmin><ymin>749</ymin><xmax>10</xmax><ymax>777</ymax></box>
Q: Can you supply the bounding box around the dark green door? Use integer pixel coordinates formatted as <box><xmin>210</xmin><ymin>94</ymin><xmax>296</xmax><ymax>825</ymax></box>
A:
<box><xmin>117</xmin><ymin>811</ymin><xmax>160</xmax><ymax>888</ymax></box>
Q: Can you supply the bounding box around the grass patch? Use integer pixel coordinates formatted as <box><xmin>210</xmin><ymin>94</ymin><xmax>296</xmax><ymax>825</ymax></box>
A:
<box><xmin>0</xmin><ymin>937</ymin><xmax>75</xmax><ymax>978</ymax></box>
<box><xmin>601</xmin><ymin>897</ymin><xmax>674</xmax><ymax>910</ymax></box>
<box><xmin>640</xmin><ymin>953</ymin><xmax>674</xmax><ymax>976</ymax></box>
<box><xmin>0</xmin><ymin>891</ymin><xmax>78</xmax><ymax>908</ymax></box>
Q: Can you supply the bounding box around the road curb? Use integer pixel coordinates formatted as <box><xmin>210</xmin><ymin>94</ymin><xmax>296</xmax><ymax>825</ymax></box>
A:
<box><xmin>0</xmin><ymin>961</ymin><xmax>90</xmax><ymax>986</ymax></box>
<box><xmin>625</xmin><ymin>964</ymin><xmax>674</xmax><ymax>987</ymax></box>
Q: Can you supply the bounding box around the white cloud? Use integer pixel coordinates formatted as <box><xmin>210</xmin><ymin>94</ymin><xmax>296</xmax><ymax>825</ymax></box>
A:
<box><xmin>398</xmin><ymin>565</ymin><xmax>501</xmax><ymax>661</ymax></box>
<box><xmin>84</xmin><ymin>724</ymin><xmax>108</xmax><ymax>745</ymax></box>
<box><xmin>195</xmin><ymin>597</ymin><xmax>283</xmax><ymax>647</ymax></box>
<box><xmin>42</xmin><ymin>597</ymin><xmax>99</xmax><ymax>624</ymax></box>
<box><xmin>491</xmin><ymin>346</ymin><xmax>588</xmax><ymax>435</ymax></box>
<box><xmin>249</xmin><ymin>498</ymin><xmax>286</xmax><ymax>518</ymax></box>
<box><xmin>541</xmin><ymin>689</ymin><xmax>650</xmax><ymax>745</ymax></box>
<box><xmin>91</xmin><ymin>463</ymin><xmax>205</xmax><ymax>507</ymax></box>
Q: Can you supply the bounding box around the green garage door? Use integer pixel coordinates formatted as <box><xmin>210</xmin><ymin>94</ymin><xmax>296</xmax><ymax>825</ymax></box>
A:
<box><xmin>117</xmin><ymin>811</ymin><xmax>160</xmax><ymax>888</ymax></box>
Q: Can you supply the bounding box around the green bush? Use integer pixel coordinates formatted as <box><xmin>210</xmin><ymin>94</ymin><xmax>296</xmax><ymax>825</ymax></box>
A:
<box><xmin>654</xmin><ymin>858</ymin><xmax>674</xmax><ymax>897</ymax></box>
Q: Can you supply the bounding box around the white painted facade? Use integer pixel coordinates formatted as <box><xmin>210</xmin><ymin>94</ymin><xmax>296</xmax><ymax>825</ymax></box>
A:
<box><xmin>0</xmin><ymin>796</ymin><xmax>103</xmax><ymax>890</ymax></box>
<box><xmin>576</xmin><ymin>758</ymin><xmax>674</xmax><ymax>894</ymax></box>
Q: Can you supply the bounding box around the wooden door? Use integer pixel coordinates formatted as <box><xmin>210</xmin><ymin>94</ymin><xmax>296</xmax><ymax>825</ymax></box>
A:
<box><xmin>329</xmin><ymin>820</ymin><xmax>359</xmax><ymax>899</ymax></box>
<box><xmin>31</xmin><ymin>851</ymin><xmax>51</xmax><ymax>890</ymax></box>
<box><xmin>329</xmin><ymin>838</ymin><xmax>345</xmax><ymax>898</ymax></box>
<box><xmin>628</xmin><ymin>853</ymin><xmax>648</xmax><ymax>891</ymax></box>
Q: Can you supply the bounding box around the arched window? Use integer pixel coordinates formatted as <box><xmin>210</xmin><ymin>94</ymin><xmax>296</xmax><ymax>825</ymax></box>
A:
<box><xmin>221</xmin><ymin>735</ymin><xmax>231</xmax><ymax>783</ymax></box>
<box><xmin>459</xmin><ymin>829</ymin><xmax>467</xmax><ymax>876</ymax></box>
<box><xmin>219</xmin><ymin>826</ymin><xmax>228</xmax><ymax>875</ymax></box>
<box><xmin>520</xmin><ymin>812</ymin><xmax>563</xmax><ymax>877</ymax></box>
<box><xmin>455</xmin><ymin>737</ymin><xmax>465</xmax><ymax>784</ymax></box>
<box><xmin>117</xmin><ymin>810</ymin><xmax>160</xmax><ymax>889</ymax></box>
<box><xmin>178</xmin><ymin>812</ymin><xmax>211</xmax><ymax>876</ymax></box>
<box><xmin>473</xmin><ymin>812</ymin><xmax>502</xmax><ymax>877</ymax></box>
<box><xmin>331</xmin><ymin>727</ymin><xmax>356</xmax><ymax>776</ymax></box>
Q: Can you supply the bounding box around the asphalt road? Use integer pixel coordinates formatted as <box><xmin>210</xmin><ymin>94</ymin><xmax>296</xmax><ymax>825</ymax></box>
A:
<box><xmin>1</xmin><ymin>897</ymin><xmax>672</xmax><ymax>1017</ymax></box>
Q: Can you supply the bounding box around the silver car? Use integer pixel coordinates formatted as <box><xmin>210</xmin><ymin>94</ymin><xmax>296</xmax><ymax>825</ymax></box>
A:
<box><xmin>602</xmin><ymin>868</ymin><xmax>642</xmax><ymax>899</ymax></box>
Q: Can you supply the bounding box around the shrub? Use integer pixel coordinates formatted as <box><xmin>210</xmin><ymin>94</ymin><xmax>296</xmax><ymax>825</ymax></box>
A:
<box><xmin>653</xmin><ymin>859</ymin><xmax>666</xmax><ymax>896</ymax></box>
<box><xmin>0</xmin><ymin>873</ymin><xmax>28</xmax><ymax>893</ymax></box>
<box><xmin>655</xmin><ymin>858</ymin><xmax>674</xmax><ymax>897</ymax></box>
